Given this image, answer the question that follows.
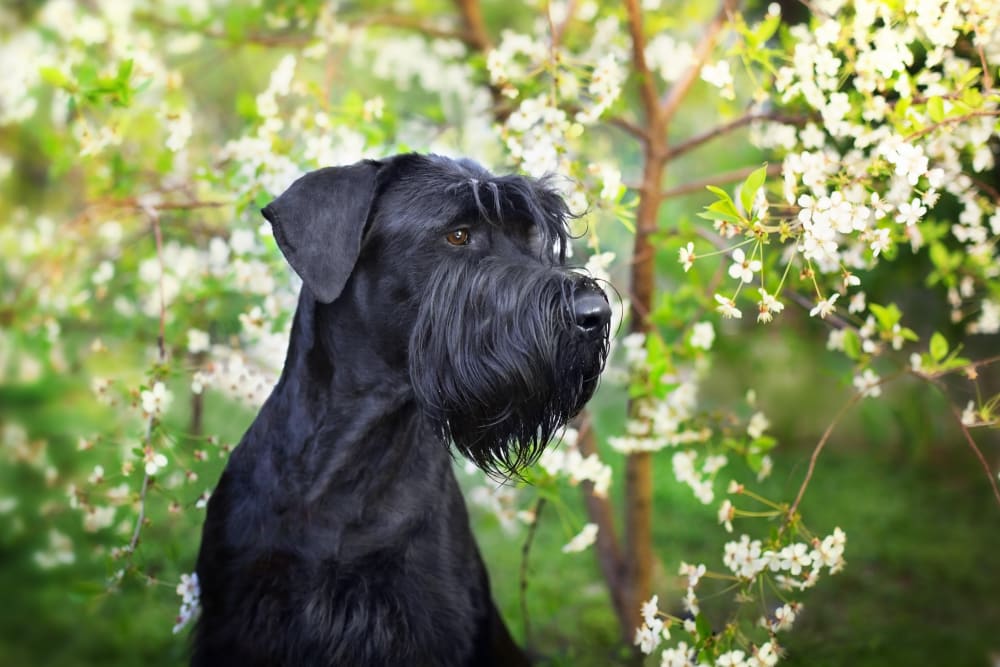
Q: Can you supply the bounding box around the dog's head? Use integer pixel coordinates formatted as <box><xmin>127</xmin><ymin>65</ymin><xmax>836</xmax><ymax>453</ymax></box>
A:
<box><xmin>263</xmin><ymin>154</ymin><xmax>610</xmax><ymax>474</ymax></box>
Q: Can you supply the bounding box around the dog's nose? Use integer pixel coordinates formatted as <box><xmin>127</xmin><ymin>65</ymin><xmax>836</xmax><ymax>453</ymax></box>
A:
<box><xmin>573</xmin><ymin>290</ymin><xmax>611</xmax><ymax>333</ymax></box>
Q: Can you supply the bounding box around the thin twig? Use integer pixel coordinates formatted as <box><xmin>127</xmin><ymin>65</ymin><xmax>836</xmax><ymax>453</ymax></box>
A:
<box><xmin>925</xmin><ymin>376</ymin><xmax>1000</xmax><ymax>507</ymax></box>
<box><xmin>787</xmin><ymin>371</ymin><xmax>904</xmax><ymax>522</ymax></box>
<box><xmin>669</xmin><ymin>111</ymin><xmax>807</xmax><ymax>161</ymax></box>
<box><xmin>606</xmin><ymin>116</ymin><xmax>650</xmax><ymax>143</ymax></box>
<box><xmin>519</xmin><ymin>497</ymin><xmax>546</xmax><ymax>647</ymax></box>
<box><xmin>126</xmin><ymin>210</ymin><xmax>169</xmax><ymax>557</ymax></box>
<box><xmin>786</xmin><ymin>390</ymin><xmax>864</xmax><ymax>522</ymax></box>
<box><xmin>904</xmin><ymin>110</ymin><xmax>1000</xmax><ymax>141</ymax></box>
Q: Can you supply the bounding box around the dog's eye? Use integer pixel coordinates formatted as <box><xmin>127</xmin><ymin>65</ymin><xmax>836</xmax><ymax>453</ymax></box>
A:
<box><xmin>445</xmin><ymin>228</ymin><xmax>471</xmax><ymax>246</ymax></box>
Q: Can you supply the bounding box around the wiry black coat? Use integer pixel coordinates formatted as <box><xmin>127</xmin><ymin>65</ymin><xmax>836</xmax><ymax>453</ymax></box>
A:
<box><xmin>192</xmin><ymin>155</ymin><xmax>609</xmax><ymax>666</ymax></box>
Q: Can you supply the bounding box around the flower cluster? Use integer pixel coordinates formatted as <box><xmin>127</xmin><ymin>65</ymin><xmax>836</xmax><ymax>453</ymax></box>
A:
<box><xmin>172</xmin><ymin>572</ymin><xmax>200</xmax><ymax>634</ymax></box>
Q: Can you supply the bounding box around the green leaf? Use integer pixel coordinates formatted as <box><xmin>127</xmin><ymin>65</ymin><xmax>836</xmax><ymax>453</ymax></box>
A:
<box><xmin>962</xmin><ymin>87</ymin><xmax>983</xmax><ymax>109</ymax></box>
<box><xmin>740</xmin><ymin>164</ymin><xmax>768</xmax><ymax>213</ymax></box>
<box><xmin>930</xmin><ymin>332</ymin><xmax>948</xmax><ymax>361</ymax></box>
<box><xmin>869</xmin><ymin>303</ymin><xmax>901</xmax><ymax>330</ymax></box>
<box><xmin>695</xmin><ymin>613</ymin><xmax>712</xmax><ymax>641</ymax></box>
<box><xmin>929</xmin><ymin>243</ymin><xmax>950</xmax><ymax>270</ymax></box>
<box><xmin>39</xmin><ymin>66</ymin><xmax>69</xmax><ymax>88</ymax></box>
<box><xmin>843</xmin><ymin>329</ymin><xmax>862</xmax><ymax>360</ymax></box>
<box><xmin>927</xmin><ymin>96</ymin><xmax>944</xmax><ymax>123</ymax></box>
<box><xmin>705</xmin><ymin>185</ymin><xmax>733</xmax><ymax>203</ymax></box>
<box><xmin>750</xmin><ymin>435</ymin><xmax>777</xmax><ymax>453</ymax></box>
<box><xmin>696</xmin><ymin>207</ymin><xmax>742</xmax><ymax>225</ymax></box>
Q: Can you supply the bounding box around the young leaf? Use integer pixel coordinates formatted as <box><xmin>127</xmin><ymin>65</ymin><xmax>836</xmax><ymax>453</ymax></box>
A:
<box><xmin>929</xmin><ymin>332</ymin><xmax>948</xmax><ymax>361</ymax></box>
<box><xmin>843</xmin><ymin>329</ymin><xmax>862</xmax><ymax>360</ymax></box>
<box><xmin>927</xmin><ymin>97</ymin><xmax>944</xmax><ymax>123</ymax></box>
<box><xmin>740</xmin><ymin>164</ymin><xmax>768</xmax><ymax>213</ymax></box>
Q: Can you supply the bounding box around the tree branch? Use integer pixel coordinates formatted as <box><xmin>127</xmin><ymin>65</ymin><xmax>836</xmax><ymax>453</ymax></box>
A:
<box><xmin>454</xmin><ymin>0</ymin><xmax>492</xmax><ymax>50</ymax></box>
<box><xmin>904</xmin><ymin>110</ymin><xmax>1000</xmax><ymax>141</ymax></box>
<box><xmin>660</xmin><ymin>0</ymin><xmax>738</xmax><ymax>129</ymax></box>
<box><xmin>606</xmin><ymin>116</ymin><xmax>650</xmax><ymax>143</ymax></box>
<box><xmin>363</xmin><ymin>15</ymin><xmax>471</xmax><ymax>43</ymax></box>
<box><xmin>669</xmin><ymin>110</ymin><xmax>807</xmax><ymax>161</ymax></box>
<box><xmin>623</xmin><ymin>0</ymin><xmax>662</xmax><ymax>132</ymax></box>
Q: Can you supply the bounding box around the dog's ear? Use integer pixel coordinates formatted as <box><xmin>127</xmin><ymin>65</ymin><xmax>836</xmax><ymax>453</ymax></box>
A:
<box><xmin>261</xmin><ymin>161</ymin><xmax>380</xmax><ymax>303</ymax></box>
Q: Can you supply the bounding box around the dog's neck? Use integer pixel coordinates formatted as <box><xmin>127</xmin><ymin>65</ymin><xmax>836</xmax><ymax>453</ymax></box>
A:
<box><xmin>241</xmin><ymin>290</ymin><xmax>446</xmax><ymax>513</ymax></box>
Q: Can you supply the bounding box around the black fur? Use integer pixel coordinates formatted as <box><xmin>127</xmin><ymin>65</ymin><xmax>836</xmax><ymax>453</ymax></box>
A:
<box><xmin>192</xmin><ymin>154</ymin><xmax>610</xmax><ymax>666</ymax></box>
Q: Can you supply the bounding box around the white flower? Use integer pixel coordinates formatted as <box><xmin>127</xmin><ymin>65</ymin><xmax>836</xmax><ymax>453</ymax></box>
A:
<box><xmin>701</xmin><ymin>60</ymin><xmax>733</xmax><ymax>91</ymax></box>
<box><xmin>718</xmin><ymin>499</ymin><xmax>734</xmax><ymax>532</ymax></box>
<box><xmin>678</xmin><ymin>561</ymin><xmax>706</xmax><ymax>588</ymax></box>
<box><xmin>756</xmin><ymin>288</ymin><xmax>784</xmax><ymax>323</ymax></box>
<box><xmin>164</xmin><ymin>110</ymin><xmax>192</xmax><ymax>153</ymax></box>
<box><xmin>176</xmin><ymin>572</ymin><xmax>200</xmax><ymax>604</ymax></box>
<box><xmin>622</xmin><ymin>332</ymin><xmax>647</xmax><ymax>368</ymax></box>
<box><xmin>778</xmin><ymin>543</ymin><xmax>813</xmax><ymax>575</ymax></box>
<box><xmin>678</xmin><ymin>242</ymin><xmax>695</xmax><ymax>272</ymax></box>
<box><xmin>634</xmin><ymin>622</ymin><xmax>662</xmax><ymax>654</ymax></box>
<box><xmin>728</xmin><ymin>248</ymin><xmax>762</xmax><ymax>283</ymax></box>
<box><xmin>870</xmin><ymin>228</ymin><xmax>891</xmax><ymax>256</ymax></box>
<box><xmin>562</xmin><ymin>523</ymin><xmax>598</xmax><ymax>553</ymax></box>
<box><xmin>757</xmin><ymin>455</ymin><xmax>773</xmax><ymax>481</ymax></box>
<box><xmin>723</xmin><ymin>534</ymin><xmax>766</xmax><ymax>580</ymax></box>
<box><xmin>92</xmin><ymin>260</ymin><xmax>115</xmax><ymax>285</ymax></box>
<box><xmin>809</xmin><ymin>293</ymin><xmax>839</xmax><ymax>319</ymax></box>
<box><xmin>641</xmin><ymin>594</ymin><xmax>660</xmax><ymax>626</ymax></box>
<box><xmin>749</xmin><ymin>641</ymin><xmax>779</xmax><ymax>667</ymax></box>
<box><xmin>88</xmin><ymin>465</ymin><xmax>105</xmax><ymax>485</ymax></box>
<box><xmin>660</xmin><ymin>641</ymin><xmax>694</xmax><ymax>667</ymax></box>
<box><xmin>173</xmin><ymin>572</ymin><xmax>201</xmax><ymax>634</ymax></box>
<box><xmin>718</xmin><ymin>649</ymin><xmax>748</xmax><ymax>667</ymax></box>
<box><xmin>895</xmin><ymin>198</ymin><xmax>927</xmax><ymax>226</ymax></box>
<box><xmin>747</xmin><ymin>411</ymin><xmax>770</xmax><ymax>439</ymax></box>
<box><xmin>143</xmin><ymin>447</ymin><xmax>168</xmax><ymax>476</ymax></box>
<box><xmin>689</xmin><ymin>321</ymin><xmax>715</xmax><ymax>350</ymax></box>
<box><xmin>195</xmin><ymin>490</ymin><xmax>212</xmax><ymax>509</ymax></box>
<box><xmin>849</xmin><ymin>291</ymin><xmax>866</xmax><ymax>314</ymax></box>
<box><xmin>772</xmin><ymin>603</ymin><xmax>799</xmax><ymax>632</ymax></box>
<box><xmin>140</xmin><ymin>382</ymin><xmax>172</xmax><ymax>418</ymax></box>
<box><xmin>715</xmin><ymin>294</ymin><xmax>742</xmax><ymax>319</ymax></box>
<box><xmin>852</xmin><ymin>369</ymin><xmax>882</xmax><ymax>398</ymax></box>
<box><xmin>187</xmin><ymin>329</ymin><xmax>210</xmax><ymax>355</ymax></box>
<box><xmin>960</xmin><ymin>400</ymin><xmax>976</xmax><ymax>426</ymax></box>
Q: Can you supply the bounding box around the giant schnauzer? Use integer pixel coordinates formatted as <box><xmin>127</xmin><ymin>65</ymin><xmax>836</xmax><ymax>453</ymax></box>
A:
<box><xmin>192</xmin><ymin>154</ymin><xmax>611</xmax><ymax>666</ymax></box>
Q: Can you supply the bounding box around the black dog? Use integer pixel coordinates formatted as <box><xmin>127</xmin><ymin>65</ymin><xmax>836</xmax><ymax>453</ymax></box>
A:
<box><xmin>192</xmin><ymin>154</ymin><xmax>610</xmax><ymax>666</ymax></box>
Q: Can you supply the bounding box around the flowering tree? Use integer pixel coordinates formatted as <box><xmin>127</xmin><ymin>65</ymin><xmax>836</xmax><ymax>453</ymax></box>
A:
<box><xmin>1</xmin><ymin>0</ymin><xmax>998</xmax><ymax>664</ymax></box>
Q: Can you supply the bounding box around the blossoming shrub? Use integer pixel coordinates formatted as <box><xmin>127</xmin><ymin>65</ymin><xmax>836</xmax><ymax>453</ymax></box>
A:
<box><xmin>0</xmin><ymin>0</ymin><xmax>998</xmax><ymax>665</ymax></box>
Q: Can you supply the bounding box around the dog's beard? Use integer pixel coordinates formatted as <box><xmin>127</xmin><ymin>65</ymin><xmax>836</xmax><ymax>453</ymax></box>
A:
<box><xmin>409</xmin><ymin>258</ymin><xmax>610</xmax><ymax>475</ymax></box>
